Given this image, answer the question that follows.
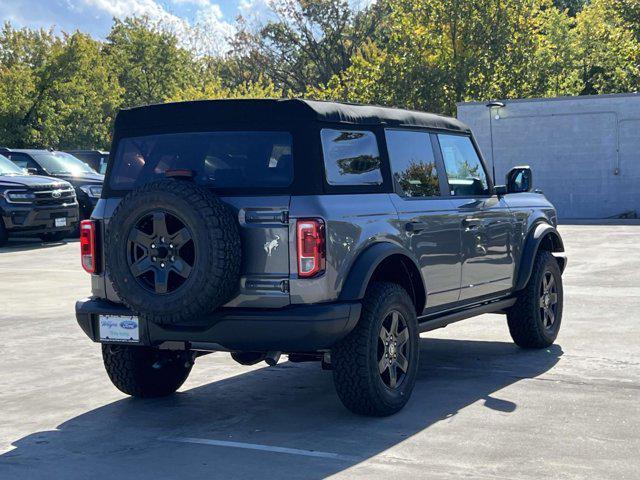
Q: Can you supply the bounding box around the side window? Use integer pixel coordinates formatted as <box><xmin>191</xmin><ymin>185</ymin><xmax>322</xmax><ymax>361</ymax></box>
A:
<box><xmin>385</xmin><ymin>130</ymin><xmax>440</xmax><ymax>197</ymax></box>
<box><xmin>321</xmin><ymin>129</ymin><xmax>383</xmax><ymax>186</ymax></box>
<box><xmin>7</xmin><ymin>153</ymin><xmax>36</xmax><ymax>171</ymax></box>
<box><xmin>438</xmin><ymin>134</ymin><xmax>490</xmax><ymax>196</ymax></box>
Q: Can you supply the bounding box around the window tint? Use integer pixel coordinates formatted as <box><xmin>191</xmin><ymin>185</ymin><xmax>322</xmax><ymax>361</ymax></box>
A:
<box><xmin>385</xmin><ymin>130</ymin><xmax>440</xmax><ymax>197</ymax></box>
<box><xmin>110</xmin><ymin>131</ymin><xmax>293</xmax><ymax>190</ymax></box>
<box><xmin>321</xmin><ymin>129</ymin><xmax>382</xmax><ymax>186</ymax></box>
<box><xmin>30</xmin><ymin>152</ymin><xmax>95</xmax><ymax>174</ymax></box>
<box><xmin>7</xmin><ymin>153</ymin><xmax>37</xmax><ymax>171</ymax></box>
<box><xmin>0</xmin><ymin>154</ymin><xmax>24</xmax><ymax>175</ymax></box>
<box><xmin>438</xmin><ymin>134</ymin><xmax>489</xmax><ymax>196</ymax></box>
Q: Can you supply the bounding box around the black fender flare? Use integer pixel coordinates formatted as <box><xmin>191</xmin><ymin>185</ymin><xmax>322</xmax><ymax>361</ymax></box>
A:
<box><xmin>514</xmin><ymin>222</ymin><xmax>566</xmax><ymax>291</ymax></box>
<box><xmin>338</xmin><ymin>242</ymin><xmax>425</xmax><ymax>305</ymax></box>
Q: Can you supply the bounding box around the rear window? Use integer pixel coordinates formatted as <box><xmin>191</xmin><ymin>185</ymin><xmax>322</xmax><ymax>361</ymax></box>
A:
<box><xmin>110</xmin><ymin>131</ymin><xmax>293</xmax><ymax>190</ymax></box>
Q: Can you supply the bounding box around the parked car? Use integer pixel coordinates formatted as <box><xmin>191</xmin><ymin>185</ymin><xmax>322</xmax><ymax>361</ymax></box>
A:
<box><xmin>0</xmin><ymin>148</ymin><xmax>104</xmax><ymax>222</ymax></box>
<box><xmin>75</xmin><ymin>99</ymin><xmax>566</xmax><ymax>416</ymax></box>
<box><xmin>0</xmin><ymin>153</ymin><xmax>78</xmax><ymax>245</ymax></box>
<box><xmin>65</xmin><ymin>150</ymin><xmax>109</xmax><ymax>175</ymax></box>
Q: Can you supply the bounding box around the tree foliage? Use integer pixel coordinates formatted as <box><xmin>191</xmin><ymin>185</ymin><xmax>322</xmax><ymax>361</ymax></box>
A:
<box><xmin>0</xmin><ymin>0</ymin><xmax>638</xmax><ymax>149</ymax></box>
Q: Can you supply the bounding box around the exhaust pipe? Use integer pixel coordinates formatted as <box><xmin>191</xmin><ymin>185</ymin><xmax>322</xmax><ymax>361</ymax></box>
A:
<box><xmin>264</xmin><ymin>351</ymin><xmax>281</xmax><ymax>366</ymax></box>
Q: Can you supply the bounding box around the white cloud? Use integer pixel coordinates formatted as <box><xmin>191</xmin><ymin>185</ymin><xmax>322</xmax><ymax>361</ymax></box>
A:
<box><xmin>0</xmin><ymin>0</ymin><xmax>234</xmax><ymax>56</ymax></box>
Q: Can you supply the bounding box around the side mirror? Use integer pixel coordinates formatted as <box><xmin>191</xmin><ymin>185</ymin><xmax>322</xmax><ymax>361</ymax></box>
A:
<box><xmin>27</xmin><ymin>167</ymin><xmax>38</xmax><ymax>175</ymax></box>
<box><xmin>494</xmin><ymin>185</ymin><xmax>508</xmax><ymax>196</ymax></box>
<box><xmin>506</xmin><ymin>166</ymin><xmax>532</xmax><ymax>193</ymax></box>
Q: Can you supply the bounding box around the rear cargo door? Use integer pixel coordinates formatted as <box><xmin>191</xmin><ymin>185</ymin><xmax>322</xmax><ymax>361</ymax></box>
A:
<box><xmin>221</xmin><ymin>196</ymin><xmax>291</xmax><ymax>308</ymax></box>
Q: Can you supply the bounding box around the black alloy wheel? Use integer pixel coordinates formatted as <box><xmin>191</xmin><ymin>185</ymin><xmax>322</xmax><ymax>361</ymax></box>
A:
<box><xmin>378</xmin><ymin>310</ymin><xmax>411</xmax><ymax>389</ymax></box>
<box><xmin>539</xmin><ymin>270</ymin><xmax>559</xmax><ymax>330</ymax></box>
<box><xmin>127</xmin><ymin>210</ymin><xmax>195</xmax><ymax>294</ymax></box>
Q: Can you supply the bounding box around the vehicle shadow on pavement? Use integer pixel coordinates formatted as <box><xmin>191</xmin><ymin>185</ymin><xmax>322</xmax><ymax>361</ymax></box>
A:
<box><xmin>0</xmin><ymin>337</ymin><xmax>562</xmax><ymax>479</ymax></box>
<box><xmin>0</xmin><ymin>237</ymin><xmax>78</xmax><ymax>253</ymax></box>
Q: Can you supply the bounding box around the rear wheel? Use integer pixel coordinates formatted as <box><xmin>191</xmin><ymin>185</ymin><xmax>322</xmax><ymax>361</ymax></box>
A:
<box><xmin>507</xmin><ymin>251</ymin><xmax>563</xmax><ymax>348</ymax></box>
<box><xmin>102</xmin><ymin>344</ymin><xmax>193</xmax><ymax>398</ymax></box>
<box><xmin>332</xmin><ymin>282</ymin><xmax>419</xmax><ymax>416</ymax></box>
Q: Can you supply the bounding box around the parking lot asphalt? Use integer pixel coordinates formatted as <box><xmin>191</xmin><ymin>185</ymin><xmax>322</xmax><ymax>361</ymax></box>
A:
<box><xmin>0</xmin><ymin>225</ymin><xmax>639</xmax><ymax>480</ymax></box>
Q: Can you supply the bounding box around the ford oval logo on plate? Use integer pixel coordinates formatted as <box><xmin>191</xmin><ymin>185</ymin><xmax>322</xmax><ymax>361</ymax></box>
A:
<box><xmin>120</xmin><ymin>320</ymin><xmax>137</xmax><ymax>329</ymax></box>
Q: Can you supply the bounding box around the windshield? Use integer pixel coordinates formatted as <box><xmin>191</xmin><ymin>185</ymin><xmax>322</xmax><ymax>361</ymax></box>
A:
<box><xmin>110</xmin><ymin>131</ymin><xmax>293</xmax><ymax>190</ymax></box>
<box><xmin>0</xmin><ymin>154</ymin><xmax>24</xmax><ymax>175</ymax></box>
<box><xmin>32</xmin><ymin>151</ymin><xmax>97</xmax><ymax>175</ymax></box>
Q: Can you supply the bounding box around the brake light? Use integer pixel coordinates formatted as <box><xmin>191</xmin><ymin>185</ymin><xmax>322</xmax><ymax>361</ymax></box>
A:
<box><xmin>296</xmin><ymin>219</ymin><xmax>325</xmax><ymax>278</ymax></box>
<box><xmin>80</xmin><ymin>220</ymin><xmax>97</xmax><ymax>273</ymax></box>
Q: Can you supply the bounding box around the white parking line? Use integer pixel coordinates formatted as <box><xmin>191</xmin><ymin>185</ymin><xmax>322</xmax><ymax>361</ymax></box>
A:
<box><xmin>163</xmin><ymin>437</ymin><xmax>358</xmax><ymax>461</ymax></box>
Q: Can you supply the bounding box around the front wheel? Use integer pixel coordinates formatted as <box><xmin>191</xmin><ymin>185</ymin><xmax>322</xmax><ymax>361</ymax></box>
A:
<box><xmin>507</xmin><ymin>251</ymin><xmax>563</xmax><ymax>348</ymax></box>
<box><xmin>102</xmin><ymin>345</ymin><xmax>193</xmax><ymax>398</ymax></box>
<box><xmin>332</xmin><ymin>282</ymin><xmax>419</xmax><ymax>416</ymax></box>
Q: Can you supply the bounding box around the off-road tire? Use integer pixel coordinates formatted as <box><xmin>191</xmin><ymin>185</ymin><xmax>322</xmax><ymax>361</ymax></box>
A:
<box><xmin>102</xmin><ymin>344</ymin><xmax>192</xmax><ymax>398</ymax></box>
<box><xmin>40</xmin><ymin>231</ymin><xmax>70</xmax><ymax>242</ymax></box>
<box><xmin>105</xmin><ymin>179</ymin><xmax>241</xmax><ymax>325</ymax></box>
<box><xmin>507</xmin><ymin>250</ymin><xmax>563</xmax><ymax>348</ymax></box>
<box><xmin>332</xmin><ymin>282</ymin><xmax>419</xmax><ymax>416</ymax></box>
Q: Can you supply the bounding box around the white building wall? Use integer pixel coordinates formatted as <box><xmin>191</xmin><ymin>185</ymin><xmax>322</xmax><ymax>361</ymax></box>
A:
<box><xmin>457</xmin><ymin>93</ymin><xmax>640</xmax><ymax>219</ymax></box>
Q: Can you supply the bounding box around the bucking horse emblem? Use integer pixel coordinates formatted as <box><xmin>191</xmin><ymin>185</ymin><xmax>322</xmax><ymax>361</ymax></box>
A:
<box><xmin>264</xmin><ymin>234</ymin><xmax>280</xmax><ymax>257</ymax></box>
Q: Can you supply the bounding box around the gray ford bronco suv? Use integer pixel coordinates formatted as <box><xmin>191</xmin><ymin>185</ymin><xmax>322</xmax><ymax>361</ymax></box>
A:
<box><xmin>76</xmin><ymin>99</ymin><xmax>566</xmax><ymax>416</ymax></box>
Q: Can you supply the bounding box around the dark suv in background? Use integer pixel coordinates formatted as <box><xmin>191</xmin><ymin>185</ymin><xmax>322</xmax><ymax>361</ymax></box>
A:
<box><xmin>65</xmin><ymin>150</ymin><xmax>109</xmax><ymax>175</ymax></box>
<box><xmin>75</xmin><ymin>99</ymin><xmax>566</xmax><ymax>416</ymax></box>
<box><xmin>0</xmin><ymin>149</ymin><xmax>104</xmax><ymax>222</ymax></box>
<box><xmin>0</xmin><ymin>154</ymin><xmax>78</xmax><ymax>245</ymax></box>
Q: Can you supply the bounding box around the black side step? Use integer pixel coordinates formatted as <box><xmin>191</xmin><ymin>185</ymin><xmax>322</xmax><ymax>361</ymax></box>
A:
<box><xmin>418</xmin><ymin>298</ymin><xmax>516</xmax><ymax>333</ymax></box>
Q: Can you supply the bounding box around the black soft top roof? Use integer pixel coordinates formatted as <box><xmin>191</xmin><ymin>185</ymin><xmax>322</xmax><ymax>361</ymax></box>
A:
<box><xmin>114</xmin><ymin>99</ymin><xmax>470</xmax><ymax>134</ymax></box>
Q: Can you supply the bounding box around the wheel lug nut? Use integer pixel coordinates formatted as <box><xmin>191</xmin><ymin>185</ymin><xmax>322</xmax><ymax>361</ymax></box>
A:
<box><xmin>169</xmin><ymin>244</ymin><xmax>174</xmax><ymax>249</ymax></box>
<box><xmin>160</xmin><ymin>262</ymin><xmax>165</xmax><ymax>268</ymax></box>
<box><xmin>151</xmin><ymin>256</ymin><xmax>157</xmax><ymax>262</ymax></box>
<box><xmin>170</xmin><ymin>256</ymin><xmax>175</xmax><ymax>262</ymax></box>
<box><xmin>151</xmin><ymin>244</ymin><xmax>156</xmax><ymax>249</ymax></box>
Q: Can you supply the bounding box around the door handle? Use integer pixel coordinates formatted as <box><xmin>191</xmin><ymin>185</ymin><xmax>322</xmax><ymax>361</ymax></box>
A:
<box><xmin>405</xmin><ymin>221</ymin><xmax>429</xmax><ymax>233</ymax></box>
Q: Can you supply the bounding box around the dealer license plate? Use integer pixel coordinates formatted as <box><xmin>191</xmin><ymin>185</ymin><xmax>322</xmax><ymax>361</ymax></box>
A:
<box><xmin>99</xmin><ymin>315</ymin><xmax>140</xmax><ymax>343</ymax></box>
<box><xmin>54</xmin><ymin>218</ymin><xmax>67</xmax><ymax>227</ymax></box>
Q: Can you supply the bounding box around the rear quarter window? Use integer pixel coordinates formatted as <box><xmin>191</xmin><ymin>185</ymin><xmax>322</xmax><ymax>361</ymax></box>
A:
<box><xmin>110</xmin><ymin>131</ymin><xmax>293</xmax><ymax>190</ymax></box>
<box><xmin>321</xmin><ymin>129</ymin><xmax>383</xmax><ymax>186</ymax></box>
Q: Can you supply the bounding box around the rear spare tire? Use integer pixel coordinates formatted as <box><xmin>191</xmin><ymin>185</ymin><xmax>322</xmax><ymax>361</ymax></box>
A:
<box><xmin>105</xmin><ymin>179</ymin><xmax>241</xmax><ymax>325</ymax></box>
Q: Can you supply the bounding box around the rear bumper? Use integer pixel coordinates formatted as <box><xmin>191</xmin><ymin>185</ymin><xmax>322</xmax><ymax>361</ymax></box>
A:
<box><xmin>75</xmin><ymin>297</ymin><xmax>361</xmax><ymax>352</ymax></box>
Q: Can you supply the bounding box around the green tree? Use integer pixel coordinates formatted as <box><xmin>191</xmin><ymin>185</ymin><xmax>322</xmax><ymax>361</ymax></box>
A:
<box><xmin>168</xmin><ymin>75</ymin><xmax>284</xmax><ymax>102</ymax></box>
<box><xmin>104</xmin><ymin>17</ymin><xmax>195</xmax><ymax>107</ymax></box>
<box><xmin>0</xmin><ymin>26</ymin><xmax>120</xmax><ymax>149</ymax></box>
<box><xmin>309</xmin><ymin>0</ymin><xmax>563</xmax><ymax>114</ymax></box>
<box><xmin>553</xmin><ymin>0</ymin><xmax>587</xmax><ymax>16</ymax></box>
<box><xmin>230</xmin><ymin>0</ymin><xmax>385</xmax><ymax>92</ymax></box>
<box><xmin>574</xmin><ymin>0</ymin><xmax>640</xmax><ymax>95</ymax></box>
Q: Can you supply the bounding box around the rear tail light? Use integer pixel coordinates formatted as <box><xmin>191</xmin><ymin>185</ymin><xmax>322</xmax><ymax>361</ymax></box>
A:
<box><xmin>80</xmin><ymin>220</ymin><xmax>97</xmax><ymax>273</ymax></box>
<box><xmin>296</xmin><ymin>219</ymin><xmax>325</xmax><ymax>278</ymax></box>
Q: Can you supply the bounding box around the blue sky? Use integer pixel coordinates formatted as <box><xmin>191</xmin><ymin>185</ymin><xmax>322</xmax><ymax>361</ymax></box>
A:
<box><xmin>0</xmin><ymin>0</ymin><xmax>266</xmax><ymax>51</ymax></box>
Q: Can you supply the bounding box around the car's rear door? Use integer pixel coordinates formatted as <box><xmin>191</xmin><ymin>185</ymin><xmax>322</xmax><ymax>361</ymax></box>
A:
<box><xmin>385</xmin><ymin>129</ymin><xmax>461</xmax><ymax>310</ymax></box>
<box><xmin>105</xmin><ymin>129</ymin><xmax>295</xmax><ymax>308</ymax></box>
<box><xmin>221</xmin><ymin>196</ymin><xmax>291</xmax><ymax>308</ymax></box>
<box><xmin>435</xmin><ymin>133</ymin><xmax>516</xmax><ymax>301</ymax></box>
